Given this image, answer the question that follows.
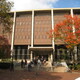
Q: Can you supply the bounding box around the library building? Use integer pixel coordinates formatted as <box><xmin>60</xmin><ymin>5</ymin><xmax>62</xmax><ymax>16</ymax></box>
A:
<box><xmin>2</xmin><ymin>8</ymin><xmax>80</xmax><ymax>64</ymax></box>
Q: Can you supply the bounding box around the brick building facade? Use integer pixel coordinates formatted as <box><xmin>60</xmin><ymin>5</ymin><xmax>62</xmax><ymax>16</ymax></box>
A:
<box><xmin>1</xmin><ymin>8</ymin><xmax>80</xmax><ymax>63</ymax></box>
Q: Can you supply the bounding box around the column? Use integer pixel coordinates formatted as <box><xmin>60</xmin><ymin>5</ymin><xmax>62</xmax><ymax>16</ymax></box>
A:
<box><xmin>70</xmin><ymin>9</ymin><xmax>77</xmax><ymax>61</ymax></box>
<box><xmin>51</xmin><ymin>9</ymin><xmax>55</xmax><ymax>63</ymax></box>
<box><xmin>51</xmin><ymin>53</ymin><xmax>53</xmax><ymax>71</ymax></box>
<box><xmin>27</xmin><ymin>45</ymin><xmax>30</xmax><ymax>59</ymax></box>
<box><xmin>51</xmin><ymin>9</ymin><xmax>55</xmax><ymax>49</ymax></box>
<box><xmin>71</xmin><ymin>9</ymin><xmax>75</xmax><ymax>32</ymax></box>
<box><xmin>17</xmin><ymin>47</ymin><xmax>20</xmax><ymax>59</ymax></box>
<box><xmin>30</xmin><ymin>10</ymin><xmax>34</xmax><ymax>61</ymax></box>
<box><xmin>11</xmin><ymin>12</ymin><xmax>16</xmax><ymax>59</ymax></box>
<box><xmin>48</xmin><ymin>54</ymin><xmax>51</xmax><ymax>62</ymax></box>
<box><xmin>51</xmin><ymin>53</ymin><xmax>53</xmax><ymax>63</ymax></box>
<box><xmin>30</xmin><ymin>51</ymin><xmax>33</xmax><ymax>61</ymax></box>
<box><xmin>74</xmin><ymin>46</ymin><xmax>77</xmax><ymax>61</ymax></box>
<box><xmin>13</xmin><ymin>49</ymin><xmax>15</xmax><ymax>59</ymax></box>
<box><xmin>57</xmin><ymin>49</ymin><xmax>60</xmax><ymax>60</ymax></box>
<box><xmin>78</xmin><ymin>45</ymin><xmax>80</xmax><ymax>61</ymax></box>
<box><xmin>31</xmin><ymin>10</ymin><xmax>34</xmax><ymax>47</ymax></box>
<box><xmin>22</xmin><ymin>49</ymin><xmax>25</xmax><ymax>59</ymax></box>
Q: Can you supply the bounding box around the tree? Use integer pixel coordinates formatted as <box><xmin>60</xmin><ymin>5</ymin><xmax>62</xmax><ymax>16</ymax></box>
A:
<box><xmin>0</xmin><ymin>0</ymin><xmax>13</xmax><ymax>59</ymax></box>
<box><xmin>0</xmin><ymin>0</ymin><xmax>13</xmax><ymax>33</ymax></box>
<box><xmin>0</xmin><ymin>35</ymin><xmax>10</xmax><ymax>59</ymax></box>
<box><xmin>48</xmin><ymin>15</ymin><xmax>80</xmax><ymax>64</ymax></box>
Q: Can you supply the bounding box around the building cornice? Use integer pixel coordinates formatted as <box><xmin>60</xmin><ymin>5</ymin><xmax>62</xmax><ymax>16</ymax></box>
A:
<box><xmin>10</xmin><ymin>7</ymin><xmax>80</xmax><ymax>13</ymax></box>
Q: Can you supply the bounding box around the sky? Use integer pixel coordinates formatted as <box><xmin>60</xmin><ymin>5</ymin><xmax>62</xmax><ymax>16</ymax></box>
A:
<box><xmin>7</xmin><ymin>0</ymin><xmax>80</xmax><ymax>11</ymax></box>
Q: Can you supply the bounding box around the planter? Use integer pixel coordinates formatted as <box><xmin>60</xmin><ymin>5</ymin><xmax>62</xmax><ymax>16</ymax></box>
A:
<box><xmin>0</xmin><ymin>62</ymin><xmax>11</xmax><ymax>69</ymax></box>
<box><xmin>71</xmin><ymin>70</ymin><xmax>80</xmax><ymax>73</ymax></box>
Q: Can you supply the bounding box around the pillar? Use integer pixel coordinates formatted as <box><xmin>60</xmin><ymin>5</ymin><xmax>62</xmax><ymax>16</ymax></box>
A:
<box><xmin>70</xmin><ymin>9</ymin><xmax>77</xmax><ymax>62</ymax></box>
<box><xmin>27</xmin><ymin>45</ymin><xmax>30</xmax><ymax>59</ymax></box>
<box><xmin>30</xmin><ymin>51</ymin><xmax>33</xmax><ymax>61</ymax></box>
<box><xmin>17</xmin><ymin>47</ymin><xmax>20</xmax><ymax>59</ymax></box>
<box><xmin>22</xmin><ymin>49</ymin><xmax>25</xmax><ymax>59</ymax></box>
<box><xmin>51</xmin><ymin>9</ymin><xmax>55</xmax><ymax>63</ymax></box>
<box><xmin>11</xmin><ymin>12</ymin><xmax>16</xmax><ymax>60</ymax></box>
<box><xmin>31</xmin><ymin>10</ymin><xmax>34</xmax><ymax>47</ymax></box>
<box><xmin>30</xmin><ymin>10</ymin><xmax>34</xmax><ymax>60</ymax></box>
<box><xmin>51</xmin><ymin>53</ymin><xmax>53</xmax><ymax>63</ymax></box>
<box><xmin>57</xmin><ymin>49</ymin><xmax>60</xmax><ymax>60</ymax></box>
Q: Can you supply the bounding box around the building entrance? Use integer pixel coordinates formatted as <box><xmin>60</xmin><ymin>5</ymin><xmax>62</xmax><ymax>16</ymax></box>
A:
<box><xmin>33</xmin><ymin>50</ymin><xmax>52</xmax><ymax>61</ymax></box>
<box><xmin>35</xmin><ymin>53</ymin><xmax>48</xmax><ymax>61</ymax></box>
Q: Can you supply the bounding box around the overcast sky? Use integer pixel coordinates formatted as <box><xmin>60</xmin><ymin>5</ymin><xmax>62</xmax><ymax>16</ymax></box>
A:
<box><xmin>7</xmin><ymin>0</ymin><xmax>80</xmax><ymax>11</ymax></box>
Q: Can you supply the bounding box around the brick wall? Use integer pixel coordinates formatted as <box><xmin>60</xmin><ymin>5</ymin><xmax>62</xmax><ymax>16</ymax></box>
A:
<box><xmin>1</xmin><ymin>9</ymin><xmax>80</xmax><ymax>46</ymax></box>
<box><xmin>14</xmin><ymin>12</ymin><xmax>32</xmax><ymax>45</ymax></box>
<box><xmin>34</xmin><ymin>11</ymin><xmax>52</xmax><ymax>45</ymax></box>
<box><xmin>54</xmin><ymin>10</ymin><xmax>70</xmax><ymax>44</ymax></box>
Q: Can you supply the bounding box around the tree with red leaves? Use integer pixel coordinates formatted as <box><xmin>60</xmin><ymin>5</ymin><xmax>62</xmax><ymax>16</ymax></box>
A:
<box><xmin>49</xmin><ymin>15</ymin><xmax>80</xmax><ymax>64</ymax></box>
<box><xmin>0</xmin><ymin>35</ymin><xmax>10</xmax><ymax>59</ymax></box>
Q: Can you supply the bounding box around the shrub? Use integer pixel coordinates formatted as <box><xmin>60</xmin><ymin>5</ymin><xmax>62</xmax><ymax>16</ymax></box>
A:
<box><xmin>76</xmin><ymin>64</ymin><xmax>80</xmax><ymax>70</ymax></box>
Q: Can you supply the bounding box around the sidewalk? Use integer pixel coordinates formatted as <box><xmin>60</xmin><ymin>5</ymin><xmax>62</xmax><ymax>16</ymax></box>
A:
<box><xmin>0</xmin><ymin>69</ymin><xmax>80</xmax><ymax>80</ymax></box>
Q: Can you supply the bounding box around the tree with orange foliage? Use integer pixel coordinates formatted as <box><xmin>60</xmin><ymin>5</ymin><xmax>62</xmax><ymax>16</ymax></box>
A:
<box><xmin>0</xmin><ymin>35</ymin><xmax>10</xmax><ymax>59</ymax></box>
<box><xmin>48</xmin><ymin>15</ymin><xmax>80</xmax><ymax>64</ymax></box>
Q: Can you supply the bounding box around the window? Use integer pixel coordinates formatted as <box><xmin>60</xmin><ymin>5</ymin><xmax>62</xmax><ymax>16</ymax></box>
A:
<box><xmin>13</xmin><ymin>46</ymin><xmax>31</xmax><ymax>60</ymax></box>
<box><xmin>20</xmin><ymin>49</ymin><xmax>22</xmax><ymax>59</ymax></box>
<box><xmin>28</xmin><ymin>36</ymin><xmax>30</xmax><ymax>39</ymax></box>
<box><xmin>43</xmin><ymin>35</ymin><xmax>46</xmax><ymax>39</ymax></box>
<box><xmin>20</xmin><ymin>22</ymin><xmax>22</xmax><ymax>26</ymax></box>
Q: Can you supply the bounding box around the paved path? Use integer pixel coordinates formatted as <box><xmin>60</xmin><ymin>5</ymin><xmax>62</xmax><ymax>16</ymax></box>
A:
<box><xmin>0</xmin><ymin>69</ymin><xmax>80</xmax><ymax>80</ymax></box>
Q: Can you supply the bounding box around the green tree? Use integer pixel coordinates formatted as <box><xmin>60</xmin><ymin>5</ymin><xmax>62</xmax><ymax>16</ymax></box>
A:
<box><xmin>0</xmin><ymin>0</ymin><xmax>13</xmax><ymax>33</ymax></box>
<box><xmin>0</xmin><ymin>0</ymin><xmax>13</xmax><ymax>59</ymax></box>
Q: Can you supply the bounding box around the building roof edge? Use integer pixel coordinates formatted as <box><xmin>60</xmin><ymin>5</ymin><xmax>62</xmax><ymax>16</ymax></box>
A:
<box><xmin>10</xmin><ymin>7</ymin><xmax>80</xmax><ymax>13</ymax></box>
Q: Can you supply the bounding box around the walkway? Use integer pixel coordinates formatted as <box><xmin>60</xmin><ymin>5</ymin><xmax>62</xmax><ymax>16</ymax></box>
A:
<box><xmin>0</xmin><ymin>69</ymin><xmax>80</xmax><ymax>80</ymax></box>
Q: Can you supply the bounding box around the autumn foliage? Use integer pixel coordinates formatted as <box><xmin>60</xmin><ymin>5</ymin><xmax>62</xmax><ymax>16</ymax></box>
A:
<box><xmin>0</xmin><ymin>35</ymin><xmax>10</xmax><ymax>59</ymax></box>
<box><xmin>49</xmin><ymin>15</ymin><xmax>80</xmax><ymax>48</ymax></box>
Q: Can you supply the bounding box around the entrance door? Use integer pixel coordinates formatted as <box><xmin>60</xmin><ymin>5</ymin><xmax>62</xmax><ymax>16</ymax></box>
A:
<box><xmin>33</xmin><ymin>51</ymin><xmax>50</xmax><ymax>61</ymax></box>
<box><xmin>38</xmin><ymin>55</ymin><xmax>48</xmax><ymax>61</ymax></box>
